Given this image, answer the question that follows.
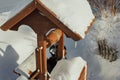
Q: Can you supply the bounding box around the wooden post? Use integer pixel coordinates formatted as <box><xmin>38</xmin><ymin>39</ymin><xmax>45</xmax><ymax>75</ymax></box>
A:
<box><xmin>36</xmin><ymin>35</ymin><xmax>47</xmax><ymax>80</ymax></box>
<box><xmin>30</xmin><ymin>29</ymin><xmax>63</xmax><ymax>80</ymax></box>
<box><xmin>78</xmin><ymin>65</ymin><xmax>88</xmax><ymax>80</ymax></box>
<box><xmin>41</xmin><ymin>41</ymin><xmax>47</xmax><ymax>80</ymax></box>
<box><xmin>57</xmin><ymin>32</ymin><xmax>65</xmax><ymax>59</ymax></box>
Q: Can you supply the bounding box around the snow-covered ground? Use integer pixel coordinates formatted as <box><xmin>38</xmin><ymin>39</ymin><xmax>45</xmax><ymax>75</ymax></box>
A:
<box><xmin>0</xmin><ymin>0</ymin><xmax>120</xmax><ymax>80</ymax></box>
<box><xmin>0</xmin><ymin>0</ymin><xmax>21</xmax><ymax>13</ymax></box>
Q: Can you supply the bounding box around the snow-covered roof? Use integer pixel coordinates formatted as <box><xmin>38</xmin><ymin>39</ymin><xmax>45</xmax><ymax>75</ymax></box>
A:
<box><xmin>1</xmin><ymin>0</ymin><xmax>94</xmax><ymax>39</ymax></box>
<box><xmin>40</xmin><ymin>0</ymin><xmax>95</xmax><ymax>38</ymax></box>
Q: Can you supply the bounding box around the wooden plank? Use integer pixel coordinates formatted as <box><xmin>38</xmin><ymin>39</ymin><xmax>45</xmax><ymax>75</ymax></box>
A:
<box><xmin>36</xmin><ymin>40</ymin><xmax>47</xmax><ymax>80</ymax></box>
<box><xmin>85</xmin><ymin>18</ymin><xmax>95</xmax><ymax>34</ymax></box>
<box><xmin>0</xmin><ymin>1</ymin><xmax>36</xmax><ymax>31</ymax></box>
<box><xmin>36</xmin><ymin>40</ymin><xmax>43</xmax><ymax>79</ymax></box>
<box><xmin>34</xmin><ymin>0</ymin><xmax>82</xmax><ymax>41</ymax></box>
<box><xmin>57</xmin><ymin>32</ymin><xmax>65</xmax><ymax>59</ymax></box>
<box><xmin>11</xmin><ymin>9</ymin><xmax>57</xmax><ymax>34</ymax></box>
<box><xmin>78</xmin><ymin>65</ymin><xmax>88</xmax><ymax>80</ymax></box>
<box><xmin>41</xmin><ymin>41</ymin><xmax>47</xmax><ymax>80</ymax></box>
<box><xmin>30</xmin><ymin>71</ymin><xmax>39</xmax><ymax>80</ymax></box>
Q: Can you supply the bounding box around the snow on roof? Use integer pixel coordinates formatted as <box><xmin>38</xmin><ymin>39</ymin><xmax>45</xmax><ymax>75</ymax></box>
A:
<box><xmin>1</xmin><ymin>0</ymin><xmax>94</xmax><ymax>39</ymax></box>
<box><xmin>40</xmin><ymin>0</ymin><xmax>95</xmax><ymax>38</ymax></box>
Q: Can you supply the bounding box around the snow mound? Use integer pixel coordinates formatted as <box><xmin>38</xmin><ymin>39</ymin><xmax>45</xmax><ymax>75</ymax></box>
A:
<box><xmin>51</xmin><ymin>57</ymin><xmax>87</xmax><ymax>80</ymax></box>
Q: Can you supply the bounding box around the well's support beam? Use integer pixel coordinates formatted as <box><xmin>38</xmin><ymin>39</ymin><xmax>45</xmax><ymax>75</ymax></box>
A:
<box><xmin>78</xmin><ymin>65</ymin><xmax>88</xmax><ymax>80</ymax></box>
<box><xmin>41</xmin><ymin>41</ymin><xmax>47</xmax><ymax>80</ymax></box>
<box><xmin>30</xmin><ymin>29</ymin><xmax>63</xmax><ymax>80</ymax></box>
<box><xmin>36</xmin><ymin>40</ymin><xmax>47</xmax><ymax>80</ymax></box>
<box><xmin>57</xmin><ymin>32</ymin><xmax>65</xmax><ymax>59</ymax></box>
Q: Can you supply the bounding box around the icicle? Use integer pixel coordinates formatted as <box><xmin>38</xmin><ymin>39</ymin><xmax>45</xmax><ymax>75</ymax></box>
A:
<box><xmin>62</xmin><ymin>50</ymin><xmax>65</xmax><ymax>59</ymax></box>
<box><xmin>74</xmin><ymin>41</ymin><xmax>78</xmax><ymax>48</ymax></box>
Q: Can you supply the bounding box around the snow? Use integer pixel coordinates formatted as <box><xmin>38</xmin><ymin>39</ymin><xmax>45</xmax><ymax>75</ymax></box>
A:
<box><xmin>0</xmin><ymin>0</ymin><xmax>21</xmax><ymax>13</ymax></box>
<box><xmin>9</xmin><ymin>0</ymin><xmax>32</xmax><ymax>19</ymax></box>
<box><xmin>0</xmin><ymin>12</ymin><xmax>120</xmax><ymax>80</ymax></box>
<box><xmin>64</xmin><ymin>34</ymin><xmax>120</xmax><ymax>80</ymax></box>
<box><xmin>0</xmin><ymin>0</ymin><xmax>120</xmax><ymax>80</ymax></box>
<box><xmin>0</xmin><ymin>11</ymin><xmax>10</xmax><ymax>26</ymax></box>
<box><xmin>15</xmin><ymin>56</ymin><xmax>87</xmax><ymax>80</ymax></box>
<box><xmin>0</xmin><ymin>24</ymin><xmax>37</xmax><ymax>80</ymax></box>
<box><xmin>83</xmin><ymin>13</ymin><xmax>120</xmax><ymax>80</ymax></box>
<box><xmin>0</xmin><ymin>0</ymin><xmax>32</xmax><ymax>26</ymax></box>
<box><xmin>16</xmin><ymin>75</ymin><xmax>28</xmax><ymax>80</ymax></box>
<box><xmin>51</xmin><ymin>57</ymin><xmax>87</xmax><ymax>80</ymax></box>
<box><xmin>40</xmin><ymin>0</ymin><xmax>95</xmax><ymax>38</ymax></box>
<box><xmin>0</xmin><ymin>25</ymin><xmax>37</xmax><ymax>64</ymax></box>
<box><xmin>15</xmin><ymin>53</ymin><xmax>36</xmax><ymax>77</ymax></box>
